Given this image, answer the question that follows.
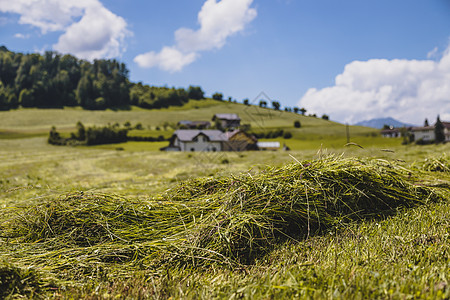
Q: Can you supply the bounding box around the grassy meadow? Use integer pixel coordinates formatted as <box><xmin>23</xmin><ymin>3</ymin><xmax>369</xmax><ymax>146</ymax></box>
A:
<box><xmin>0</xmin><ymin>100</ymin><xmax>397</xmax><ymax>150</ymax></box>
<box><xmin>0</xmin><ymin>101</ymin><xmax>449</xmax><ymax>299</ymax></box>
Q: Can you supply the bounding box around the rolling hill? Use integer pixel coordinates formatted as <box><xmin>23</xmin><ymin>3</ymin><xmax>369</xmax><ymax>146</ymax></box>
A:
<box><xmin>0</xmin><ymin>99</ymin><xmax>399</xmax><ymax>150</ymax></box>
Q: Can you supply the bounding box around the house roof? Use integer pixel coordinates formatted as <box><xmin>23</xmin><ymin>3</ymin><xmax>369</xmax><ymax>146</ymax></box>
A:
<box><xmin>411</xmin><ymin>126</ymin><xmax>434</xmax><ymax>132</ymax></box>
<box><xmin>173</xmin><ymin>129</ymin><xmax>228</xmax><ymax>142</ymax></box>
<box><xmin>380</xmin><ymin>128</ymin><xmax>400</xmax><ymax>134</ymax></box>
<box><xmin>412</xmin><ymin>121</ymin><xmax>450</xmax><ymax>132</ymax></box>
<box><xmin>224</xmin><ymin>129</ymin><xmax>258</xmax><ymax>142</ymax></box>
<box><xmin>212</xmin><ymin>113</ymin><xmax>241</xmax><ymax>121</ymax></box>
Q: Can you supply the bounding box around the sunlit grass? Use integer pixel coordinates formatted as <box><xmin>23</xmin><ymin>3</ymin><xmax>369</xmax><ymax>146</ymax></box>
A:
<box><xmin>0</xmin><ymin>101</ymin><xmax>449</xmax><ymax>299</ymax></box>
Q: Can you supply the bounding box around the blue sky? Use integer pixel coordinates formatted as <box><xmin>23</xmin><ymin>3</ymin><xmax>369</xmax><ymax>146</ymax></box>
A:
<box><xmin>1</xmin><ymin>0</ymin><xmax>449</xmax><ymax>124</ymax></box>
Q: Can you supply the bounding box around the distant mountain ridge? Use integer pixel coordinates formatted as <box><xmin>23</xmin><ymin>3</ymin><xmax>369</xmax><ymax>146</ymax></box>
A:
<box><xmin>355</xmin><ymin>117</ymin><xmax>417</xmax><ymax>129</ymax></box>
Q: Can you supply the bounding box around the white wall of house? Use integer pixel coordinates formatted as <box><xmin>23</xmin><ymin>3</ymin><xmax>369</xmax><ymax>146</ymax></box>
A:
<box><xmin>381</xmin><ymin>131</ymin><xmax>400</xmax><ymax>138</ymax></box>
<box><xmin>174</xmin><ymin>135</ymin><xmax>223</xmax><ymax>151</ymax></box>
<box><xmin>413</xmin><ymin>130</ymin><xmax>435</xmax><ymax>142</ymax></box>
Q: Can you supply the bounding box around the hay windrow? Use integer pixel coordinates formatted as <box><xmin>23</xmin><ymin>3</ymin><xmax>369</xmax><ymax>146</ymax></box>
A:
<box><xmin>0</xmin><ymin>261</ymin><xmax>42</xmax><ymax>298</ymax></box>
<box><xmin>162</xmin><ymin>156</ymin><xmax>440</xmax><ymax>264</ymax></box>
<box><xmin>419</xmin><ymin>153</ymin><xmax>449</xmax><ymax>173</ymax></box>
<box><xmin>0</xmin><ymin>155</ymin><xmax>444</xmax><ymax>277</ymax></box>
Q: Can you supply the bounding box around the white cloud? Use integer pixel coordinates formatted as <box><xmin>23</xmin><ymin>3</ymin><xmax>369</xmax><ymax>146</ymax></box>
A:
<box><xmin>134</xmin><ymin>0</ymin><xmax>257</xmax><ymax>72</ymax></box>
<box><xmin>0</xmin><ymin>0</ymin><xmax>130</xmax><ymax>60</ymax></box>
<box><xmin>14</xmin><ymin>33</ymin><xmax>30</xmax><ymax>39</ymax></box>
<box><xmin>134</xmin><ymin>47</ymin><xmax>197</xmax><ymax>72</ymax></box>
<box><xmin>298</xmin><ymin>45</ymin><xmax>450</xmax><ymax>124</ymax></box>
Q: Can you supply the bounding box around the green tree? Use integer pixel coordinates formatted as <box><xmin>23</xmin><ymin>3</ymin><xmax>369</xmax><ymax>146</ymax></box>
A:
<box><xmin>272</xmin><ymin>101</ymin><xmax>281</xmax><ymax>110</ymax></box>
<box><xmin>322</xmin><ymin>114</ymin><xmax>329</xmax><ymax>120</ymax></box>
<box><xmin>0</xmin><ymin>85</ymin><xmax>9</xmax><ymax>110</ymax></box>
<box><xmin>212</xmin><ymin>92</ymin><xmax>223</xmax><ymax>101</ymax></box>
<box><xmin>19</xmin><ymin>89</ymin><xmax>34</xmax><ymax>107</ymax></box>
<box><xmin>300</xmin><ymin>108</ymin><xmax>307</xmax><ymax>115</ymax></box>
<box><xmin>76</xmin><ymin>74</ymin><xmax>94</xmax><ymax>108</ymax></box>
<box><xmin>243</xmin><ymin>99</ymin><xmax>249</xmax><ymax>105</ymax></box>
<box><xmin>188</xmin><ymin>85</ymin><xmax>204</xmax><ymax>100</ymax></box>
<box><xmin>293</xmin><ymin>107</ymin><xmax>299</xmax><ymax>114</ymax></box>
<box><xmin>283</xmin><ymin>131</ymin><xmax>292</xmax><ymax>139</ymax></box>
<box><xmin>76</xmin><ymin>121</ymin><xmax>86</xmax><ymax>141</ymax></box>
<box><xmin>434</xmin><ymin>115</ymin><xmax>445</xmax><ymax>144</ymax></box>
<box><xmin>259</xmin><ymin>100</ymin><xmax>267</xmax><ymax>108</ymax></box>
<box><xmin>0</xmin><ymin>51</ymin><xmax>18</xmax><ymax>86</ymax></box>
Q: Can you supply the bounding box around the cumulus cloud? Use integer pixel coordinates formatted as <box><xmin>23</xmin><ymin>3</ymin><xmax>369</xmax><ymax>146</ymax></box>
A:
<box><xmin>298</xmin><ymin>45</ymin><xmax>450</xmax><ymax>124</ymax></box>
<box><xmin>134</xmin><ymin>47</ymin><xmax>197</xmax><ymax>72</ymax></box>
<box><xmin>134</xmin><ymin>0</ymin><xmax>257</xmax><ymax>72</ymax></box>
<box><xmin>0</xmin><ymin>0</ymin><xmax>130</xmax><ymax>60</ymax></box>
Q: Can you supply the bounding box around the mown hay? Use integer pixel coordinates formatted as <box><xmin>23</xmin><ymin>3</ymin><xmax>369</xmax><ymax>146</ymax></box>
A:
<box><xmin>0</xmin><ymin>156</ymin><xmax>442</xmax><ymax>272</ymax></box>
<box><xmin>0</xmin><ymin>261</ymin><xmax>41</xmax><ymax>299</ymax></box>
<box><xmin>163</xmin><ymin>156</ymin><xmax>440</xmax><ymax>264</ymax></box>
<box><xmin>2</xmin><ymin>193</ymin><xmax>192</xmax><ymax>247</ymax></box>
<box><xmin>420</xmin><ymin>153</ymin><xmax>449</xmax><ymax>173</ymax></box>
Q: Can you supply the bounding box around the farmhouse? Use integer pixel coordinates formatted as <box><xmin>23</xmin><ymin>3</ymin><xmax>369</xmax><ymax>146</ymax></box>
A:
<box><xmin>380</xmin><ymin>128</ymin><xmax>401</xmax><ymax>138</ymax></box>
<box><xmin>161</xmin><ymin>129</ymin><xmax>257</xmax><ymax>152</ymax></box>
<box><xmin>409</xmin><ymin>121</ymin><xmax>450</xmax><ymax>142</ymax></box>
<box><xmin>411</xmin><ymin>125</ymin><xmax>435</xmax><ymax>142</ymax></box>
<box><xmin>223</xmin><ymin>129</ymin><xmax>258</xmax><ymax>151</ymax></box>
<box><xmin>164</xmin><ymin>130</ymin><xmax>226</xmax><ymax>152</ymax></box>
<box><xmin>212</xmin><ymin>113</ymin><xmax>241</xmax><ymax>129</ymax></box>
<box><xmin>381</xmin><ymin>121</ymin><xmax>450</xmax><ymax>143</ymax></box>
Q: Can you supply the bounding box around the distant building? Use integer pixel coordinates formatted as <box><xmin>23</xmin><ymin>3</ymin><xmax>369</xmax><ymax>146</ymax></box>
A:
<box><xmin>224</xmin><ymin>130</ymin><xmax>258</xmax><ymax>151</ymax></box>
<box><xmin>409</xmin><ymin>121</ymin><xmax>450</xmax><ymax>142</ymax></box>
<box><xmin>381</xmin><ymin>128</ymin><xmax>401</xmax><ymax>138</ymax></box>
<box><xmin>256</xmin><ymin>141</ymin><xmax>280</xmax><ymax>151</ymax></box>
<box><xmin>212</xmin><ymin>113</ymin><xmax>241</xmax><ymax>129</ymax></box>
<box><xmin>380</xmin><ymin>128</ymin><xmax>401</xmax><ymax>138</ymax></box>
<box><xmin>411</xmin><ymin>125</ymin><xmax>435</xmax><ymax>142</ymax></box>
<box><xmin>161</xmin><ymin>129</ymin><xmax>257</xmax><ymax>152</ymax></box>
<box><xmin>164</xmin><ymin>130</ymin><xmax>227</xmax><ymax>152</ymax></box>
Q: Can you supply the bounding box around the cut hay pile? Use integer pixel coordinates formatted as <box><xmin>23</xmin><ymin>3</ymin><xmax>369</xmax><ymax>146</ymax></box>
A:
<box><xmin>0</xmin><ymin>261</ymin><xmax>41</xmax><ymax>298</ymax></box>
<box><xmin>0</xmin><ymin>156</ymin><xmax>443</xmax><ymax>279</ymax></box>
<box><xmin>420</xmin><ymin>153</ymin><xmax>449</xmax><ymax>173</ymax></box>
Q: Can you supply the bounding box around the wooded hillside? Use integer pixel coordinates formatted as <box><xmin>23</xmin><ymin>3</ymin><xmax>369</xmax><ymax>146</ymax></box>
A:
<box><xmin>0</xmin><ymin>46</ymin><xmax>204</xmax><ymax>110</ymax></box>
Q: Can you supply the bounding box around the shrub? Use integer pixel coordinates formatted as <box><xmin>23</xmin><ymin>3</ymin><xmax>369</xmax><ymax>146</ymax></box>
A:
<box><xmin>283</xmin><ymin>131</ymin><xmax>292</xmax><ymax>139</ymax></box>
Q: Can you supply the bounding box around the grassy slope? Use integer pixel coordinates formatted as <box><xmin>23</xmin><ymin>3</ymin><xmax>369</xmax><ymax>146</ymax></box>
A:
<box><xmin>0</xmin><ymin>99</ymin><xmax>399</xmax><ymax>150</ymax></box>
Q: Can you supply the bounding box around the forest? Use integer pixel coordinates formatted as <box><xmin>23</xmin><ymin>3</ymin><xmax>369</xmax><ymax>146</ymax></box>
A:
<box><xmin>0</xmin><ymin>46</ymin><xmax>205</xmax><ymax>110</ymax></box>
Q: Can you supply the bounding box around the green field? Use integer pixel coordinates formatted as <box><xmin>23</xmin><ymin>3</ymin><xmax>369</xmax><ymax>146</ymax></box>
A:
<box><xmin>0</xmin><ymin>100</ymin><xmax>398</xmax><ymax>150</ymax></box>
<box><xmin>0</xmin><ymin>103</ymin><xmax>449</xmax><ymax>299</ymax></box>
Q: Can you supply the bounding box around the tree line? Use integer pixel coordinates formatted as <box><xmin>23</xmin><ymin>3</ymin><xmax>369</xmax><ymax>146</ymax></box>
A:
<box><xmin>48</xmin><ymin>122</ymin><xmax>128</xmax><ymax>146</ymax></box>
<box><xmin>48</xmin><ymin>121</ymin><xmax>168</xmax><ymax>146</ymax></box>
<box><xmin>0</xmin><ymin>46</ymin><xmax>205</xmax><ymax>110</ymax></box>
